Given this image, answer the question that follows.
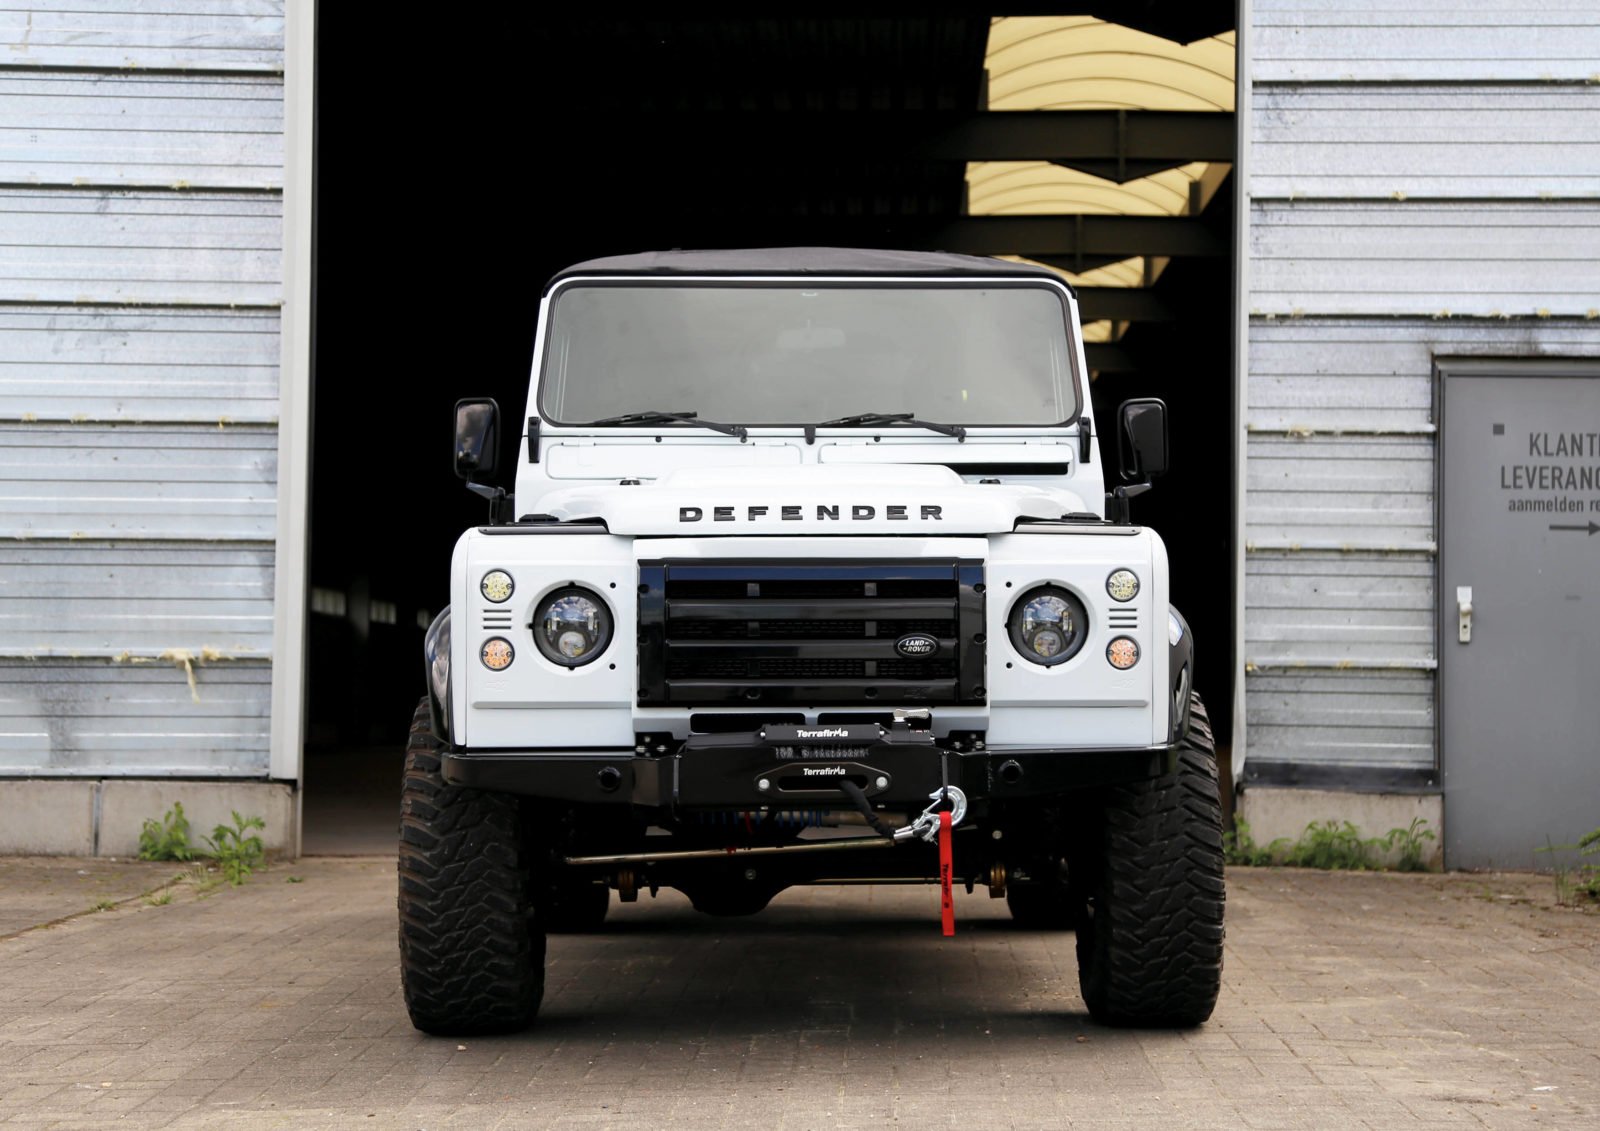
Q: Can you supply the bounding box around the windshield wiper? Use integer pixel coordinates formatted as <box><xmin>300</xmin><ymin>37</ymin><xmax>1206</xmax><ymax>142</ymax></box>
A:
<box><xmin>815</xmin><ymin>411</ymin><xmax>966</xmax><ymax>440</ymax></box>
<box><xmin>588</xmin><ymin>410</ymin><xmax>748</xmax><ymax>440</ymax></box>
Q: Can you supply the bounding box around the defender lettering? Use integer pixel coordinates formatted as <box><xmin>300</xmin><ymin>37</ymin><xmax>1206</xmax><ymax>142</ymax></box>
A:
<box><xmin>679</xmin><ymin>504</ymin><xmax>943</xmax><ymax>522</ymax></box>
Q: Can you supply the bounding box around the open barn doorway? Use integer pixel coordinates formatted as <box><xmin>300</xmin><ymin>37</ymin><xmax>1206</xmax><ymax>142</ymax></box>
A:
<box><xmin>301</xmin><ymin>6</ymin><xmax>1241</xmax><ymax>853</ymax></box>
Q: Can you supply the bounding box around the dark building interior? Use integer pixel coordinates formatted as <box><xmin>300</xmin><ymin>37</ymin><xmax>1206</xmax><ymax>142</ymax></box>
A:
<box><xmin>305</xmin><ymin>6</ymin><xmax>1239</xmax><ymax>846</ymax></box>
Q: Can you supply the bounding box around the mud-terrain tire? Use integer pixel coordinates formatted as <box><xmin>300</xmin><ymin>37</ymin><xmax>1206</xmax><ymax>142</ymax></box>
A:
<box><xmin>1075</xmin><ymin>691</ymin><xmax>1224</xmax><ymax>1027</ymax></box>
<box><xmin>545</xmin><ymin>879</ymin><xmax>610</xmax><ymax>933</ymax></box>
<box><xmin>398</xmin><ymin>698</ymin><xmax>545</xmax><ymax>1034</ymax></box>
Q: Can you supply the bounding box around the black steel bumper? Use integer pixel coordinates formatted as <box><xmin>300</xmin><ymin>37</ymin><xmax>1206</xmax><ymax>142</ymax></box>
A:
<box><xmin>441</xmin><ymin>729</ymin><xmax>1176</xmax><ymax>811</ymax></box>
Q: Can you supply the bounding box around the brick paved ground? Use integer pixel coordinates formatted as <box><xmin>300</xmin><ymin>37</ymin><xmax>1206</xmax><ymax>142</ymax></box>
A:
<box><xmin>0</xmin><ymin>857</ymin><xmax>1595</xmax><ymax>1130</ymax></box>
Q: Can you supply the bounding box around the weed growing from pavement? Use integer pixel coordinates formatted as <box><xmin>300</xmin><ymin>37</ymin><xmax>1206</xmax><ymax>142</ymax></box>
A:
<box><xmin>1226</xmin><ymin>817</ymin><xmax>1437</xmax><ymax>871</ymax></box>
<box><xmin>144</xmin><ymin>889</ymin><xmax>174</xmax><ymax>907</ymax></box>
<box><xmin>1289</xmin><ymin>820</ymin><xmax>1384</xmax><ymax>869</ymax></box>
<box><xmin>1224</xmin><ymin>818</ymin><xmax>1286</xmax><ymax>866</ymax></box>
<box><xmin>182</xmin><ymin>861</ymin><xmax>224</xmax><ymax>896</ymax></box>
<box><xmin>140</xmin><ymin>806</ymin><xmax>269</xmax><ymax>886</ymax></box>
<box><xmin>1381</xmin><ymin>817</ymin><xmax>1437</xmax><ymax>872</ymax></box>
<box><xmin>203</xmin><ymin>811</ymin><xmax>266</xmax><ymax>886</ymax></box>
<box><xmin>1537</xmin><ymin>828</ymin><xmax>1600</xmax><ymax>906</ymax></box>
<box><xmin>137</xmin><ymin>802</ymin><xmax>196</xmax><ymax>862</ymax></box>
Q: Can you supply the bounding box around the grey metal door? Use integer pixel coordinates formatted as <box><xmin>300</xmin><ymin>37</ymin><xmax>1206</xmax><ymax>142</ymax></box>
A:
<box><xmin>1439</xmin><ymin>362</ymin><xmax>1600</xmax><ymax>869</ymax></box>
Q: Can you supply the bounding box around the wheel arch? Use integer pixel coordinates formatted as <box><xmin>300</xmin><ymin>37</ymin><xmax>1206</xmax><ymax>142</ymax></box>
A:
<box><xmin>1167</xmin><ymin>605</ymin><xmax>1194</xmax><ymax>743</ymax></box>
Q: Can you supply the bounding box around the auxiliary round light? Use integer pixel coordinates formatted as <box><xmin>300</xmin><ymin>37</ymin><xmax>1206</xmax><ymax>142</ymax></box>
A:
<box><xmin>1107</xmin><ymin>637</ymin><xmax>1141</xmax><ymax>670</ymax></box>
<box><xmin>1106</xmin><ymin>569</ymin><xmax>1140</xmax><ymax>602</ymax></box>
<box><xmin>533</xmin><ymin>587</ymin><xmax>614</xmax><ymax>668</ymax></box>
<box><xmin>1008</xmin><ymin>585</ymin><xmax>1089</xmax><ymax>667</ymax></box>
<box><xmin>480</xmin><ymin>637</ymin><xmax>515</xmax><ymax>671</ymax></box>
<box><xmin>480</xmin><ymin>570</ymin><xmax>515</xmax><ymax>603</ymax></box>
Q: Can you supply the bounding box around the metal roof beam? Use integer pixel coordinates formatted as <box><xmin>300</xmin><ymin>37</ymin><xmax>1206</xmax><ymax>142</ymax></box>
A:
<box><xmin>928</xmin><ymin>111</ymin><xmax>1234</xmax><ymax>164</ymax></box>
<box><xmin>933</xmin><ymin>215</ymin><xmax>1223</xmax><ymax>259</ymax></box>
<box><xmin>551</xmin><ymin>111</ymin><xmax>1233</xmax><ymax>165</ymax></box>
<box><xmin>1075</xmin><ymin>287</ymin><xmax>1174</xmax><ymax>322</ymax></box>
<box><xmin>576</xmin><ymin>216</ymin><xmax>1221</xmax><ymax>260</ymax></box>
<box><xmin>1085</xmin><ymin>344</ymin><xmax>1135</xmax><ymax>372</ymax></box>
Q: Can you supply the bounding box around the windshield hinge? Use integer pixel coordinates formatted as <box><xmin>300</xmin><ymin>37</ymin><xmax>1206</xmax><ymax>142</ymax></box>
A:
<box><xmin>467</xmin><ymin>482</ymin><xmax>516</xmax><ymax>525</ymax></box>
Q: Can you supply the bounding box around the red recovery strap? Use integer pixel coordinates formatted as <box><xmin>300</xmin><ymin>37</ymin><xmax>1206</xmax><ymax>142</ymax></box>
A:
<box><xmin>939</xmin><ymin>809</ymin><xmax>955</xmax><ymax>936</ymax></box>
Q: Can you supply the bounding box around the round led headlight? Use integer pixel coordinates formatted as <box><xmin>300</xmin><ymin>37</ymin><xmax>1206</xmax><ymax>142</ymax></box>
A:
<box><xmin>1106</xmin><ymin>569</ymin><xmax>1139</xmax><ymax>602</ymax></box>
<box><xmin>481</xmin><ymin>570</ymin><xmax>514</xmax><ymax>603</ymax></box>
<box><xmin>1107</xmin><ymin>636</ymin><xmax>1140</xmax><ymax>670</ymax></box>
<box><xmin>532</xmin><ymin>587</ymin><xmax>613</xmax><ymax>668</ymax></box>
<box><xmin>1008</xmin><ymin>585</ymin><xmax>1088</xmax><ymax>667</ymax></box>
<box><xmin>481</xmin><ymin>637</ymin><xmax>515</xmax><ymax>671</ymax></box>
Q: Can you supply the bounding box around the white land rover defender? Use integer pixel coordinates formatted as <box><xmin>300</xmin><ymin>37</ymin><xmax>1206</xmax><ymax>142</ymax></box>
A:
<box><xmin>401</xmin><ymin>248</ymin><xmax>1224</xmax><ymax>1035</ymax></box>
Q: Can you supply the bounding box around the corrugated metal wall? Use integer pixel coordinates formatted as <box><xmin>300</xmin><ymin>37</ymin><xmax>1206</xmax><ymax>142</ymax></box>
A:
<box><xmin>1245</xmin><ymin>0</ymin><xmax>1600</xmax><ymax>777</ymax></box>
<box><xmin>0</xmin><ymin>3</ymin><xmax>284</xmax><ymax>776</ymax></box>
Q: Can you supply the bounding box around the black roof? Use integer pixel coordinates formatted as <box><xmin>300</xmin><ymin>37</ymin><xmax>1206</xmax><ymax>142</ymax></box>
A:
<box><xmin>546</xmin><ymin>248</ymin><xmax>1069</xmax><ymax>292</ymax></box>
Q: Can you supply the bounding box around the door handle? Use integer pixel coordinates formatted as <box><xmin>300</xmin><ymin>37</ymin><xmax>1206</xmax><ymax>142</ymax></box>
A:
<box><xmin>1456</xmin><ymin>586</ymin><xmax>1473</xmax><ymax>644</ymax></box>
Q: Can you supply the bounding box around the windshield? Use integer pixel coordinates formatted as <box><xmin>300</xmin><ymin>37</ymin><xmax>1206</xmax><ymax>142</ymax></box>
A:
<box><xmin>539</xmin><ymin>282</ymin><xmax>1079</xmax><ymax>426</ymax></box>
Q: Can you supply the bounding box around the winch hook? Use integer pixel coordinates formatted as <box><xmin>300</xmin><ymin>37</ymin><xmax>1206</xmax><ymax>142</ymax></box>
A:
<box><xmin>894</xmin><ymin>786</ymin><xmax>968</xmax><ymax>843</ymax></box>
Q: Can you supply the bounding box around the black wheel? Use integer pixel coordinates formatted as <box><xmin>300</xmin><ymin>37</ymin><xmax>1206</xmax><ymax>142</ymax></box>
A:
<box><xmin>398</xmin><ymin>698</ymin><xmax>545</xmax><ymax>1034</ymax></box>
<box><xmin>545</xmin><ymin>879</ymin><xmax>610</xmax><ymax>933</ymax></box>
<box><xmin>1075</xmin><ymin>691</ymin><xmax>1225</xmax><ymax>1027</ymax></box>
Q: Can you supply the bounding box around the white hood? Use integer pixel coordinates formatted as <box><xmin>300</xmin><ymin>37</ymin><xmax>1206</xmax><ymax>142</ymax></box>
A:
<box><xmin>527</xmin><ymin>464</ymin><xmax>1090</xmax><ymax>536</ymax></box>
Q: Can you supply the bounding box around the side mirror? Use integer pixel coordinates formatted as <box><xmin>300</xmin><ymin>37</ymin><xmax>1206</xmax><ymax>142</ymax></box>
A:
<box><xmin>1117</xmin><ymin>397</ymin><xmax>1168</xmax><ymax>483</ymax></box>
<box><xmin>454</xmin><ymin>398</ymin><xmax>501</xmax><ymax>482</ymax></box>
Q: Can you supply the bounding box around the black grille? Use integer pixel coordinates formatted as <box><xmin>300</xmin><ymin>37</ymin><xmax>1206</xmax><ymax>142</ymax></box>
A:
<box><xmin>668</xmin><ymin>617</ymin><xmax>958</xmax><ymax>640</ymax></box>
<box><xmin>638</xmin><ymin>559</ymin><xmax>985</xmax><ymax>707</ymax></box>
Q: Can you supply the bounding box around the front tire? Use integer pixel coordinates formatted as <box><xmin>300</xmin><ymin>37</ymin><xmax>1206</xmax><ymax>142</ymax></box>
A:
<box><xmin>398</xmin><ymin>698</ymin><xmax>545</xmax><ymax>1034</ymax></box>
<box><xmin>1075</xmin><ymin>692</ymin><xmax>1225</xmax><ymax>1027</ymax></box>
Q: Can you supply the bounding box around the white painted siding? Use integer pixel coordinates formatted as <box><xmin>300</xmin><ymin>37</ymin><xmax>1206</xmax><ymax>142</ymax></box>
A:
<box><xmin>1253</xmin><ymin>86</ymin><xmax>1600</xmax><ymax>200</ymax></box>
<box><xmin>1246</xmin><ymin>1</ymin><xmax>1600</xmax><ymax>776</ymax></box>
<box><xmin>0</xmin><ymin>661</ymin><xmax>271</xmax><ymax>776</ymax></box>
<box><xmin>0</xmin><ymin>190</ymin><xmax>282</xmax><ymax>307</ymax></box>
<box><xmin>1244</xmin><ymin>669</ymin><xmax>1435</xmax><ymax>770</ymax></box>
<box><xmin>0</xmin><ymin>2</ymin><xmax>283</xmax><ymax>72</ymax></box>
<box><xmin>0</xmin><ymin>423</ymin><xmax>277</xmax><ymax>541</ymax></box>
<box><xmin>1249</xmin><ymin>319</ymin><xmax>1600</xmax><ymax>432</ymax></box>
<box><xmin>1255</xmin><ymin>1</ymin><xmax>1600</xmax><ymax>82</ymax></box>
<box><xmin>0</xmin><ymin>72</ymin><xmax>284</xmax><ymax>189</ymax></box>
<box><xmin>1246</xmin><ymin>433</ymin><xmax>1433</xmax><ymax>547</ymax></box>
<box><xmin>0</xmin><ymin>542</ymin><xmax>274</xmax><ymax>657</ymax></box>
<box><xmin>1251</xmin><ymin>203</ymin><xmax>1600</xmax><ymax>318</ymax></box>
<box><xmin>1246</xmin><ymin>553</ymin><xmax>1435</xmax><ymax>666</ymax></box>
<box><xmin>0</xmin><ymin>2</ymin><xmax>282</xmax><ymax>777</ymax></box>
<box><xmin>0</xmin><ymin>307</ymin><xmax>280</xmax><ymax>424</ymax></box>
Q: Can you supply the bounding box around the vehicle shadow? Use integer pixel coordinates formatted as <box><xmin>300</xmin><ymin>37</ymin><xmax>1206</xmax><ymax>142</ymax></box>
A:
<box><xmin>515</xmin><ymin>889</ymin><xmax>1130</xmax><ymax>1047</ymax></box>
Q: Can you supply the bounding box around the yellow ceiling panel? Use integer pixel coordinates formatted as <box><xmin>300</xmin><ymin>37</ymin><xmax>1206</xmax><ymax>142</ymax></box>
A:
<box><xmin>986</xmin><ymin>17</ymin><xmax>1235</xmax><ymax>111</ymax></box>
<box><xmin>976</xmin><ymin>16</ymin><xmax>1235</xmax><ymax>305</ymax></box>
<box><xmin>996</xmin><ymin>254</ymin><xmax>1170</xmax><ymax>290</ymax></box>
<box><xmin>969</xmin><ymin>161</ymin><xmax>1208</xmax><ymax>216</ymax></box>
<box><xmin>1078</xmin><ymin>319</ymin><xmax>1126</xmax><ymax>344</ymax></box>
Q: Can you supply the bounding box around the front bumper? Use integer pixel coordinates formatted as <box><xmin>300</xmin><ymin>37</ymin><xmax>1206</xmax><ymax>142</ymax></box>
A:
<box><xmin>442</xmin><ymin>727</ymin><xmax>1176</xmax><ymax>811</ymax></box>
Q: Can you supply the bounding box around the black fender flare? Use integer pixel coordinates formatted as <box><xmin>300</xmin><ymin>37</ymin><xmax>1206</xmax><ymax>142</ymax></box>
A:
<box><xmin>1167</xmin><ymin>606</ymin><xmax>1194</xmax><ymax>743</ymax></box>
<box><xmin>423</xmin><ymin>606</ymin><xmax>453</xmax><ymax>743</ymax></box>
